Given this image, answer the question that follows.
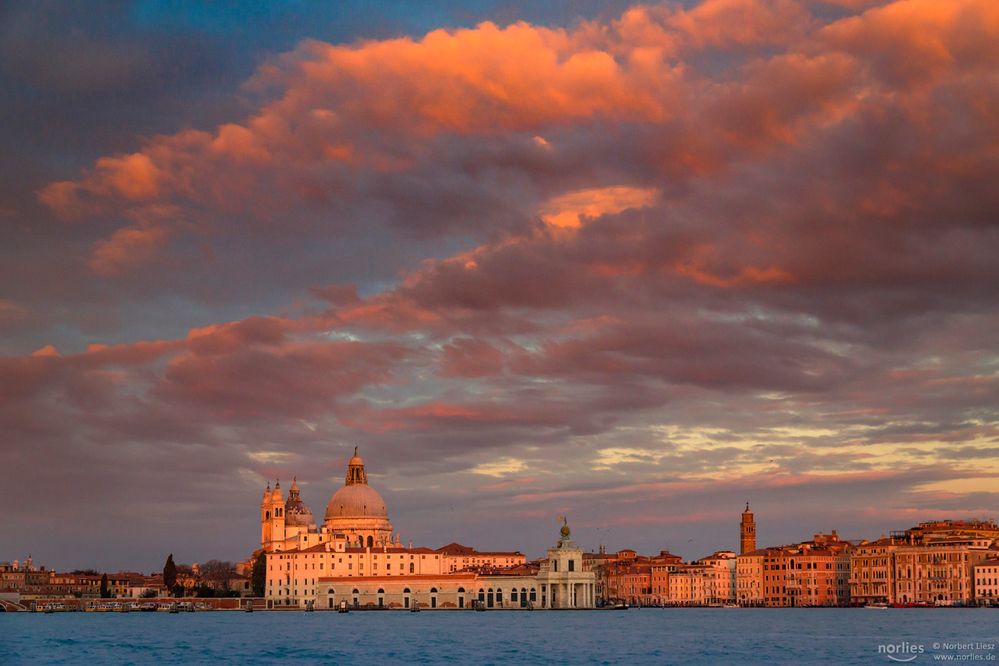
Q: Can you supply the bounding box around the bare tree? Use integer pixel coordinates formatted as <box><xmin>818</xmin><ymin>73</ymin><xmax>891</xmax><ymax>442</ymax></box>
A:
<box><xmin>200</xmin><ymin>560</ymin><xmax>235</xmax><ymax>592</ymax></box>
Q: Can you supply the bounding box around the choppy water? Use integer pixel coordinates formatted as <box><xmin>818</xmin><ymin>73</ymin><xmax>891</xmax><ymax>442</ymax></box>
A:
<box><xmin>2</xmin><ymin>608</ymin><xmax>997</xmax><ymax>665</ymax></box>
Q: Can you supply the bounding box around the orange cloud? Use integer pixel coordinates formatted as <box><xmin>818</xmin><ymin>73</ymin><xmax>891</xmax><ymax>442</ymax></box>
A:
<box><xmin>820</xmin><ymin>0</ymin><xmax>999</xmax><ymax>87</ymax></box>
<box><xmin>675</xmin><ymin>262</ymin><xmax>796</xmax><ymax>288</ymax></box>
<box><xmin>34</xmin><ymin>0</ymin><xmax>999</xmax><ymax>279</ymax></box>
<box><xmin>87</xmin><ymin>223</ymin><xmax>172</xmax><ymax>276</ymax></box>
<box><xmin>539</xmin><ymin>186</ymin><xmax>659</xmax><ymax>229</ymax></box>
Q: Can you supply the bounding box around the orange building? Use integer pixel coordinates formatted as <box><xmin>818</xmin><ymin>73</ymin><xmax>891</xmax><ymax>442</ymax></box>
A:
<box><xmin>737</xmin><ymin>533</ymin><xmax>851</xmax><ymax>607</ymax></box>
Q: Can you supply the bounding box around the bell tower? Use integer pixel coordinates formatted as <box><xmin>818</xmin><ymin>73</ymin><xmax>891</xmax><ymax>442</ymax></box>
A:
<box><xmin>740</xmin><ymin>502</ymin><xmax>756</xmax><ymax>554</ymax></box>
<box><xmin>261</xmin><ymin>480</ymin><xmax>286</xmax><ymax>551</ymax></box>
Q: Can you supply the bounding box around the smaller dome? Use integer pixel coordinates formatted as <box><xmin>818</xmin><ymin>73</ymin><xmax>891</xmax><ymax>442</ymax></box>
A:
<box><xmin>285</xmin><ymin>504</ymin><xmax>314</xmax><ymax>527</ymax></box>
<box><xmin>284</xmin><ymin>477</ymin><xmax>315</xmax><ymax>528</ymax></box>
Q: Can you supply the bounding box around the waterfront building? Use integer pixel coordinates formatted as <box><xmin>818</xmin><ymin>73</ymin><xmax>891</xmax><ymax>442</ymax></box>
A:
<box><xmin>973</xmin><ymin>558</ymin><xmax>999</xmax><ymax>605</ymax></box>
<box><xmin>535</xmin><ymin>520</ymin><xmax>598</xmax><ymax>608</ymax></box>
<box><xmin>595</xmin><ymin>549</ymin><xmax>681</xmax><ymax>606</ymax></box>
<box><xmin>736</xmin><ymin>548</ymin><xmax>766</xmax><ymax>606</ymax></box>
<box><xmin>667</xmin><ymin>564</ymin><xmax>707</xmax><ymax>606</ymax></box>
<box><xmin>892</xmin><ymin>536</ymin><xmax>995</xmax><ymax>605</ymax></box>
<box><xmin>737</xmin><ymin>533</ymin><xmax>851</xmax><ymax>607</ymax></box>
<box><xmin>697</xmin><ymin>551</ymin><xmax>737</xmax><ymax>604</ymax></box>
<box><xmin>262</xmin><ymin>449</ymin><xmax>603</xmax><ymax>609</ymax></box>
<box><xmin>850</xmin><ymin>521</ymin><xmax>999</xmax><ymax>605</ymax></box>
<box><xmin>849</xmin><ymin>537</ymin><xmax>897</xmax><ymax>604</ymax></box>
<box><xmin>311</xmin><ymin>521</ymin><xmax>595</xmax><ymax>610</ymax></box>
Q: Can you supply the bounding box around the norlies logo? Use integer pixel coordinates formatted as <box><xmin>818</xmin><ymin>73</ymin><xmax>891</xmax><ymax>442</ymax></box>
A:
<box><xmin>878</xmin><ymin>642</ymin><xmax>925</xmax><ymax>662</ymax></box>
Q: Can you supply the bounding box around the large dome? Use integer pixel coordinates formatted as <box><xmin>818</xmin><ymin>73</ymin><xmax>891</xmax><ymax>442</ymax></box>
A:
<box><xmin>324</xmin><ymin>483</ymin><xmax>388</xmax><ymax>521</ymax></box>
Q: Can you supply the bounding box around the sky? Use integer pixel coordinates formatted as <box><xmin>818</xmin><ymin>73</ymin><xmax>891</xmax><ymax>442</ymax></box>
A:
<box><xmin>2</xmin><ymin>0</ymin><xmax>998</xmax><ymax>572</ymax></box>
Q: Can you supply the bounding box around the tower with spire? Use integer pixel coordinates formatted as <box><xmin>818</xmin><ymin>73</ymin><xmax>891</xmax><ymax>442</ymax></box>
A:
<box><xmin>740</xmin><ymin>502</ymin><xmax>756</xmax><ymax>554</ymax></box>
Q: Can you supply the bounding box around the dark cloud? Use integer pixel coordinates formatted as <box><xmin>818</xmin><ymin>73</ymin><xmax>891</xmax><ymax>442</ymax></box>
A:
<box><xmin>3</xmin><ymin>0</ymin><xmax>998</xmax><ymax>571</ymax></box>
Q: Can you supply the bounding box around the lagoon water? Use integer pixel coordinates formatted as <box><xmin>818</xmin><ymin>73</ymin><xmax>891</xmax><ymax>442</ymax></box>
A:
<box><xmin>3</xmin><ymin>608</ymin><xmax>998</xmax><ymax>665</ymax></box>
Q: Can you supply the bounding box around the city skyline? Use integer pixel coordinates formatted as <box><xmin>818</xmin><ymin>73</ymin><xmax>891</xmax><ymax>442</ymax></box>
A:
<box><xmin>3</xmin><ymin>0</ymin><xmax>999</xmax><ymax>571</ymax></box>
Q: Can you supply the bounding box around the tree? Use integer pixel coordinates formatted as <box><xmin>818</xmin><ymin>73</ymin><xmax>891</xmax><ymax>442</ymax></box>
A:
<box><xmin>251</xmin><ymin>552</ymin><xmax>266</xmax><ymax>597</ymax></box>
<box><xmin>163</xmin><ymin>554</ymin><xmax>177</xmax><ymax>590</ymax></box>
<box><xmin>140</xmin><ymin>589</ymin><xmax>157</xmax><ymax>599</ymax></box>
<box><xmin>194</xmin><ymin>584</ymin><xmax>216</xmax><ymax>598</ymax></box>
<box><xmin>200</xmin><ymin>560</ymin><xmax>235</xmax><ymax>592</ymax></box>
<box><xmin>99</xmin><ymin>573</ymin><xmax>111</xmax><ymax>598</ymax></box>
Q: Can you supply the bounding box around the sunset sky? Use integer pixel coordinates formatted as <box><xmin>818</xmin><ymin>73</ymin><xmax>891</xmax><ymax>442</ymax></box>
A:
<box><xmin>3</xmin><ymin>0</ymin><xmax>998</xmax><ymax>571</ymax></box>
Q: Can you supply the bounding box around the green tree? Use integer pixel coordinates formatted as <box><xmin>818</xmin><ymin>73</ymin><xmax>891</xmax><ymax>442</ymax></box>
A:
<box><xmin>251</xmin><ymin>552</ymin><xmax>266</xmax><ymax>597</ymax></box>
<box><xmin>163</xmin><ymin>553</ymin><xmax>177</xmax><ymax>590</ymax></box>
<box><xmin>99</xmin><ymin>573</ymin><xmax>111</xmax><ymax>598</ymax></box>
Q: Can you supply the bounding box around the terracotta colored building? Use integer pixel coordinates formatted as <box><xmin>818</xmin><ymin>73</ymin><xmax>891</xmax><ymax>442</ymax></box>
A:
<box><xmin>737</xmin><ymin>533</ymin><xmax>851</xmax><ymax>607</ymax></box>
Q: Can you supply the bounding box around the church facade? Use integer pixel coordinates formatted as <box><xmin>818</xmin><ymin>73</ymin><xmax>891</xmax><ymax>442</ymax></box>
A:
<box><xmin>260</xmin><ymin>448</ymin><xmax>596</xmax><ymax>609</ymax></box>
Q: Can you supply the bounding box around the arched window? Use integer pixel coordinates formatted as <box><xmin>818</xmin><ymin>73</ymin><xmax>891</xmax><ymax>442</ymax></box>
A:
<box><xmin>378</xmin><ymin>588</ymin><xmax>385</xmax><ymax>594</ymax></box>
<box><xmin>404</xmin><ymin>587</ymin><xmax>411</xmax><ymax>609</ymax></box>
<box><xmin>430</xmin><ymin>587</ymin><xmax>438</xmax><ymax>593</ymax></box>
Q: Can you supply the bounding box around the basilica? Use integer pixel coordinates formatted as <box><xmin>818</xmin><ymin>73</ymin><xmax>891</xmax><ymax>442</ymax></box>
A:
<box><xmin>260</xmin><ymin>447</ymin><xmax>399</xmax><ymax>552</ymax></box>
<box><xmin>258</xmin><ymin>448</ymin><xmax>597</xmax><ymax>609</ymax></box>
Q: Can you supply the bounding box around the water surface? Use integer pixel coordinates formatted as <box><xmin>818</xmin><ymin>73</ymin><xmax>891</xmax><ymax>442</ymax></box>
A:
<box><xmin>3</xmin><ymin>608</ymin><xmax>997</xmax><ymax>664</ymax></box>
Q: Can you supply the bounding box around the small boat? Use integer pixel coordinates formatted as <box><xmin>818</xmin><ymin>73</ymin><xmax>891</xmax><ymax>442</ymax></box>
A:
<box><xmin>865</xmin><ymin>603</ymin><xmax>888</xmax><ymax>609</ymax></box>
<box><xmin>140</xmin><ymin>603</ymin><xmax>158</xmax><ymax>612</ymax></box>
<box><xmin>169</xmin><ymin>604</ymin><xmax>179</xmax><ymax>614</ymax></box>
<box><xmin>338</xmin><ymin>600</ymin><xmax>350</xmax><ymax>613</ymax></box>
<box><xmin>612</xmin><ymin>602</ymin><xmax>629</xmax><ymax>610</ymax></box>
<box><xmin>723</xmin><ymin>604</ymin><xmax>739</xmax><ymax>608</ymax></box>
<box><xmin>410</xmin><ymin>602</ymin><xmax>421</xmax><ymax>613</ymax></box>
<box><xmin>244</xmin><ymin>603</ymin><xmax>253</xmax><ymax>613</ymax></box>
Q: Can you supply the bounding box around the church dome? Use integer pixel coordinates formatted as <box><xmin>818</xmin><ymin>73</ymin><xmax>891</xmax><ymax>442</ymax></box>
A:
<box><xmin>322</xmin><ymin>447</ymin><xmax>392</xmax><ymax>529</ymax></box>
<box><xmin>285</xmin><ymin>477</ymin><xmax>315</xmax><ymax>528</ymax></box>
<box><xmin>325</xmin><ymin>483</ymin><xmax>388</xmax><ymax>520</ymax></box>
